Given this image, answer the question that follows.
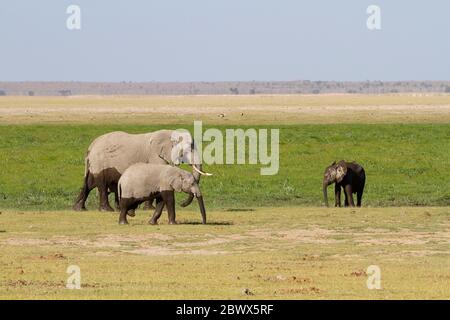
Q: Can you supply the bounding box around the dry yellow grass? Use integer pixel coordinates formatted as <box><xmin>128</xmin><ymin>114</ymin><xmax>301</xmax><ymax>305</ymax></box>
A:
<box><xmin>1</xmin><ymin>94</ymin><xmax>449</xmax><ymax>124</ymax></box>
<box><xmin>0</xmin><ymin>207</ymin><xmax>449</xmax><ymax>299</ymax></box>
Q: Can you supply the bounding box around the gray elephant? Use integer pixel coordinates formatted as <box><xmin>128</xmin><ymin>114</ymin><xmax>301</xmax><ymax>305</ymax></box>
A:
<box><xmin>323</xmin><ymin>160</ymin><xmax>366</xmax><ymax>207</ymax></box>
<box><xmin>117</xmin><ymin>163</ymin><xmax>206</xmax><ymax>225</ymax></box>
<box><xmin>73</xmin><ymin>130</ymin><xmax>211</xmax><ymax>212</ymax></box>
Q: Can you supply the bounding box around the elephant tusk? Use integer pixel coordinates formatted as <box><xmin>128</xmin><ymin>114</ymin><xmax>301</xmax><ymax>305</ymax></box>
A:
<box><xmin>192</xmin><ymin>165</ymin><xmax>212</xmax><ymax>176</ymax></box>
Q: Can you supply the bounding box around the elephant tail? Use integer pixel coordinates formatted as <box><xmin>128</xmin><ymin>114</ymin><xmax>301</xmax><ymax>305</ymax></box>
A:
<box><xmin>118</xmin><ymin>180</ymin><xmax>122</xmax><ymax>202</ymax></box>
<box><xmin>80</xmin><ymin>157</ymin><xmax>90</xmax><ymax>191</ymax></box>
<box><xmin>84</xmin><ymin>157</ymin><xmax>89</xmax><ymax>179</ymax></box>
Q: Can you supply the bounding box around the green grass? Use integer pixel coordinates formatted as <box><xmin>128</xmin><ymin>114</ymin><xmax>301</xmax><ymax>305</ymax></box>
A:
<box><xmin>0</xmin><ymin>124</ymin><xmax>449</xmax><ymax>210</ymax></box>
<box><xmin>0</xmin><ymin>207</ymin><xmax>448</xmax><ymax>299</ymax></box>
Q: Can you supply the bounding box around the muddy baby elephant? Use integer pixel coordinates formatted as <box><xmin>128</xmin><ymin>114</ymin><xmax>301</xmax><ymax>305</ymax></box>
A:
<box><xmin>323</xmin><ymin>160</ymin><xmax>366</xmax><ymax>207</ymax></box>
<box><xmin>117</xmin><ymin>163</ymin><xmax>206</xmax><ymax>225</ymax></box>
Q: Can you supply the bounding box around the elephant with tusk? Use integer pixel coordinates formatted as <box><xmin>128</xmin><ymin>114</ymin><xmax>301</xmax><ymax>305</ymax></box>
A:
<box><xmin>117</xmin><ymin>164</ymin><xmax>207</xmax><ymax>225</ymax></box>
<box><xmin>73</xmin><ymin>130</ymin><xmax>211</xmax><ymax>212</ymax></box>
<box><xmin>323</xmin><ymin>160</ymin><xmax>366</xmax><ymax>207</ymax></box>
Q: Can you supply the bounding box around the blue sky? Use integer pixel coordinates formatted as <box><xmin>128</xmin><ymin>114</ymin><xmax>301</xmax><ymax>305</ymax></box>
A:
<box><xmin>0</xmin><ymin>0</ymin><xmax>449</xmax><ymax>81</ymax></box>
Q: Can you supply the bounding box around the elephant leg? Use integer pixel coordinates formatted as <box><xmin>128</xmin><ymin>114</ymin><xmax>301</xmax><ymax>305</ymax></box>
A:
<box><xmin>108</xmin><ymin>184</ymin><xmax>120</xmax><ymax>210</ymax></box>
<box><xmin>161</xmin><ymin>191</ymin><xmax>176</xmax><ymax>224</ymax></box>
<box><xmin>149</xmin><ymin>197</ymin><xmax>164</xmax><ymax>225</ymax></box>
<box><xmin>357</xmin><ymin>184</ymin><xmax>364</xmax><ymax>207</ymax></box>
<box><xmin>118</xmin><ymin>200</ymin><xmax>129</xmax><ymax>225</ymax></box>
<box><xmin>143</xmin><ymin>200</ymin><xmax>156</xmax><ymax>211</ymax></box>
<box><xmin>345</xmin><ymin>185</ymin><xmax>355</xmax><ymax>207</ymax></box>
<box><xmin>119</xmin><ymin>207</ymin><xmax>128</xmax><ymax>225</ymax></box>
<box><xmin>334</xmin><ymin>184</ymin><xmax>341</xmax><ymax>207</ymax></box>
<box><xmin>119</xmin><ymin>199</ymin><xmax>140</xmax><ymax>225</ymax></box>
<box><xmin>98</xmin><ymin>183</ymin><xmax>114</xmax><ymax>212</ymax></box>
<box><xmin>357</xmin><ymin>192</ymin><xmax>362</xmax><ymax>207</ymax></box>
<box><xmin>127</xmin><ymin>208</ymin><xmax>136</xmax><ymax>217</ymax></box>
<box><xmin>73</xmin><ymin>171</ymin><xmax>95</xmax><ymax>211</ymax></box>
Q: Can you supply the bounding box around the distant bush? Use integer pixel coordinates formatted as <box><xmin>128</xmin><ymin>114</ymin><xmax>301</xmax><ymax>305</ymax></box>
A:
<box><xmin>58</xmin><ymin>89</ymin><xmax>72</xmax><ymax>96</ymax></box>
<box><xmin>0</xmin><ymin>90</ymin><xmax>6</xmax><ymax>96</ymax></box>
<box><xmin>445</xmin><ymin>86</ymin><xmax>450</xmax><ymax>93</ymax></box>
<box><xmin>229</xmin><ymin>87</ymin><xmax>239</xmax><ymax>95</ymax></box>
<box><xmin>28</xmin><ymin>91</ymin><xmax>34</xmax><ymax>96</ymax></box>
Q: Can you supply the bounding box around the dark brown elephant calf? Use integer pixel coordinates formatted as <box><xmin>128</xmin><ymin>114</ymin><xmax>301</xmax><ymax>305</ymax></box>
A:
<box><xmin>323</xmin><ymin>160</ymin><xmax>366</xmax><ymax>207</ymax></box>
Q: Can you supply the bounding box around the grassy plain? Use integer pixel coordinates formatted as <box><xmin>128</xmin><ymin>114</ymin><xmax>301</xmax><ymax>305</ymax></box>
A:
<box><xmin>0</xmin><ymin>123</ymin><xmax>449</xmax><ymax>210</ymax></box>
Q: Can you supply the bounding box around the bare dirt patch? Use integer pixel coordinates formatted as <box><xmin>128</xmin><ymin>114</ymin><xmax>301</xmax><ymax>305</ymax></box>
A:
<box><xmin>354</xmin><ymin>228</ymin><xmax>450</xmax><ymax>246</ymax></box>
<box><xmin>245</xmin><ymin>227</ymin><xmax>343</xmax><ymax>244</ymax></box>
<box><xmin>3</xmin><ymin>280</ymin><xmax>66</xmax><ymax>288</ymax></box>
<box><xmin>2</xmin><ymin>225</ymin><xmax>449</xmax><ymax>258</ymax></box>
<box><xmin>127</xmin><ymin>247</ymin><xmax>226</xmax><ymax>256</ymax></box>
<box><xmin>274</xmin><ymin>286</ymin><xmax>321</xmax><ymax>295</ymax></box>
<box><xmin>277</xmin><ymin>228</ymin><xmax>343</xmax><ymax>244</ymax></box>
<box><xmin>2</xmin><ymin>233</ymin><xmax>175</xmax><ymax>249</ymax></box>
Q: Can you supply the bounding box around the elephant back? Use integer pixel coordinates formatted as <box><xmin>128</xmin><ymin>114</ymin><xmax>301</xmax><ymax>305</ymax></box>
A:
<box><xmin>87</xmin><ymin>131</ymin><xmax>153</xmax><ymax>175</ymax></box>
<box><xmin>118</xmin><ymin>163</ymin><xmax>171</xmax><ymax>198</ymax></box>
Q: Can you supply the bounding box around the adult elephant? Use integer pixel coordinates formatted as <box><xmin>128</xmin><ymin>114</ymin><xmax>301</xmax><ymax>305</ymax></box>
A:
<box><xmin>323</xmin><ymin>160</ymin><xmax>366</xmax><ymax>207</ymax></box>
<box><xmin>73</xmin><ymin>130</ymin><xmax>211</xmax><ymax>211</ymax></box>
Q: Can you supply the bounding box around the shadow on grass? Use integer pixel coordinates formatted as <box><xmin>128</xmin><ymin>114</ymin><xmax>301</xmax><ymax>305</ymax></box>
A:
<box><xmin>179</xmin><ymin>221</ymin><xmax>234</xmax><ymax>226</ymax></box>
<box><xmin>129</xmin><ymin>220</ymin><xmax>234</xmax><ymax>226</ymax></box>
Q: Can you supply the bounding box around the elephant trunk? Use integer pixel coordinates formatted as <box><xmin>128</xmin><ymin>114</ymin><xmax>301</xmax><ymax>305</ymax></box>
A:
<box><xmin>181</xmin><ymin>192</ymin><xmax>194</xmax><ymax>208</ymax></box>
<box><xmin>180</xmin><ymin>163</ymin><xmax>201</xmax><ymax>207</ymax></box>
<box><xmin>196</xmin><ymin>195</ymin><xmax>207</xmax><ymax>224</ymax></box>
<box><xmin>182</xmin><ymin>163</ymin><xmax>213</xmax><ymax>207</ymax></box>
<box><xmin>323</xmin><ymin>180</ymin><xmax>329</xmax><ymax>207</ymax></box>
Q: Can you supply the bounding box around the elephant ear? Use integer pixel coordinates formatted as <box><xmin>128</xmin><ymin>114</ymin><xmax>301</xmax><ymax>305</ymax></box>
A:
<box><xmin>169</xmin><ymin>130</ymin><xmax>193</xmax><ymax>165</ymax></box>
<box><xmin>335</xmin><ymin>162</ymin><xmax>347</xmax><ymax>183</ymax></box>
<box><xmin>167</xmin><ymin>172</ymin><xmax>183</xmax><ymax>192</ymax></box>
<box><xmin>149</xmin><ymin>131</ymin><xmax>175</xmax><ymax>165</ymax></box>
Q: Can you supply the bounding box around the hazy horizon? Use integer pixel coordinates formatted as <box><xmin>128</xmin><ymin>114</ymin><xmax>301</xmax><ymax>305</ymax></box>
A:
<box><xmin>1</xmin><ymin>80</ymin><xmax>449</xmax><ymax>84</ymax></box>
<box><xmin>1</xmin><ymin>1</ymin><xmax>449</xmax><ymax>82</ymax></box>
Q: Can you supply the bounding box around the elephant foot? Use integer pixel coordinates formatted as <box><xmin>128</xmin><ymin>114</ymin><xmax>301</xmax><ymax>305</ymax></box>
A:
<box><xmin>127</xmin><ymin>209</ymin><xmax>136</xmax><ymax>217</ymax></box>
<box><xmin>73</xmin><ymin>203</ymin><xmax>87</xmax><ymax>211</ymax></box>
<box><xmin>148</xmin><ymin>220</ymin><xmax>158</xmax><ymax>225</ymax></box>
<box><xmin>169</xmin><ymin>220</ymin><xmax>178</xmax><ymax>225</ymax></box>
<box><xmin>143</xmin><ymin>203</ymin><xmax>155</xmax><ymax>211</ymax></box>
<box><xmin>100</xmin><ymin>206</ymin><xmax>115</xmax><ymax>212</ymax></box>
<box><xmin>119</xmin><ymin>219</ymin><xmax>129</xmax><ymax>225</ymax></box>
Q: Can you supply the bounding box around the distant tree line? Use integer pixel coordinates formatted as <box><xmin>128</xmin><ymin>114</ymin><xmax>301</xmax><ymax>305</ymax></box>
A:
<box><xmin>1</xmin><ymin>81</ymin><xmax>450</xmax><ymax>96</ymax></box>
